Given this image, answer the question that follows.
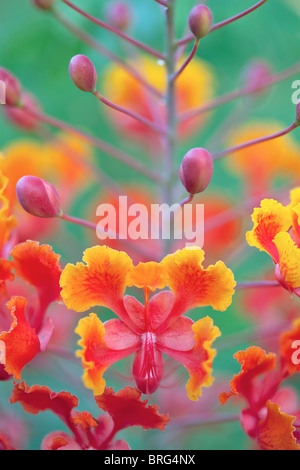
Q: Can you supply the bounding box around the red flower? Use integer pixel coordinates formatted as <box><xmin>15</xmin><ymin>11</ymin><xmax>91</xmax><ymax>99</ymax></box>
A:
<box><xmin>10</xmin><ymin>382</ymin><xmax>169</xmax><ymax>450</ymax></box>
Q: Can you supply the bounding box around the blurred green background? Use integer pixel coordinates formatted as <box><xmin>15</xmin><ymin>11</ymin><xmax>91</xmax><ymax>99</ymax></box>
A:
<box><xmin>0</xmin><ymin>0</ymin><xmax>300</xmax><ymax>450</ymax></box>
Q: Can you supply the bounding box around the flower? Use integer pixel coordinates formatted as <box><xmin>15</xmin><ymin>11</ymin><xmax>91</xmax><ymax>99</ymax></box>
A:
<box><xmin>60</xmin><ymin>245</ymin><xmax>235</xmax><ymax>400</ymax></box>
<box><xmin>101</xmin><ymin>55</ymin><xmax>215</xmax><ymax>146</ymax></box>
<box><xmin>220</xmin><ymin>346</ymin><xmax>300</xmax><ymax>450</ymax></box>
<box><xmin>226</xmin><ymin>122</ymin><xmax>300</xmax><ymax>197</ymax></box>
<box><xmin>10</xmin><ymin>382</ymin><xmax>169</xmax><ymax>450</ymax></box>
<box><xmin>246</xmin><ymin>189</ymin><xmax>300</xmax><ymax>296</ymax></box>
<box><xmin>0</xmin><ymin>240</ymin><xmax>73</xmax><ymax>380</ymax></box>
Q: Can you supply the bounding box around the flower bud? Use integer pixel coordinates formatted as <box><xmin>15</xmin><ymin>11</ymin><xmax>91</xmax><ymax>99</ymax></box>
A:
<box><xmin>188</xmin><ymin>5</ymin><xmax>213</xmax><ymax>39</ymax></box>
<box><xmin>0</xmin><ymin>68</ymin><xmax>21</xmax><ymax>106</ymax></box>
<box><xmin>4</xmin><ymin>91</ymin><xmax>41</xmax><ymax>131</ymax></box>
<box><xmin>32</xmin><ymin>0</ymin><xmax>55</xmax><ymax>10</ymax></box>
<box><xmin>180</xmin><ymin>148</ymin><xmax>213</xmax><ymax>194</ymax></box>
<box><xmin>241</xmin><ymin>60</ymin><xmax>272</xmax><ymax>94</ymax></box>
<box><xmin>16</xmin><ymin>176</ymin><xmax>62</xmax><ymax>218</ymax></box>
<box><xmin>105</xmin><ymin>2</ymin><xmax>131</xmax><ymax>31</ymax></box>
<box><xmin>296</xmin><ymin>102</ymin><xmax>300</xmax><ymax>126</ymax></box>
<box><xmin>69</xmin><ymin>55</ymin><xmax>98</xmax><ymax>93</ymax></box>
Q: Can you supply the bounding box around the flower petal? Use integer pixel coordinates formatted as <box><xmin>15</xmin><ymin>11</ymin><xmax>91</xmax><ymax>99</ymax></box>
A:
<box><xmin>246</xmin><ymin>199</ymin><xmax>292</xmax><ymax>262</ymax></box>
<box><xmin>75</xmin><ymin>313</ymin><xmax>138</xmax><ymax>395</ymax></box>
<box><xmin>11</xmin><ymin>241</ymin><xmax>62</xmax><ymax>316</ymax></box>
<box><xmin>274</xmin><ymin>232</ymin><xmax>300</xmax><ymax>289</ymax></box>
<box><xmin>126</xmin><ymin>261</ymin><xmax>166</xmax><ymax>291</ymax></box>
<box><xmin>256</xmin><ymin>401</ymin><xmax>300</xmax><ymax>451</ymax></box>
<box><xmin>158</xmin><ymin>316</ymin><xmax>221</xmax><ymax>401</ymax></box>
<box><xmin>60</xmin><ymin>246</ymin><xmax>133</xmax><ymax>319</ymax></box>
<box><xmin>0</xmin><ymin>297</ymin><xmax>40</xmax><ymax>379</ymax></box>
<box><xmin>10</xmin><ymin>381</ymin><xmax>78</xmax><ymax>427</ymax></box>
<box><xmin>219</xmin><ymin>346</ymin><xmax>277</xmax><ymax>405</ymax></box>
<box><xmin>156</xmin><ymin>316</ymin><xmax>195</xmax><ymax>352</ymax></box>
<box><xmin>95</xmin><ymin>386</ymin><xmax>169</xmax><ymax>432</ymax></box>
<box><xmin>160</xmin><ymin>247</ymin><xmax>235</xmax><ymax>324</ymax></box>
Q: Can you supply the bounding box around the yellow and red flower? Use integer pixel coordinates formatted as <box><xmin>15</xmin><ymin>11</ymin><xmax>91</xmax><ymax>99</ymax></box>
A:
<box><xmin>101</xmin><ymin>55</ymin><xmax>215</xmax><ymax>147</ymax></box>
<box><xmin>246</xmin><ymin>189</ymin><xmax>300</xmax><ymax>296</ymax></box>
<box><xmin>60</xmin><ymin>245</ymin><xmax>235</xmax><ymax>400</ymax></box>
<box><xmin>220</xmin><ymin>346</ymin><xmax>300</xmax><ymax>451</ymax></box>
<box><xmin>10</xmin><ymin>382</ymin><xmax>169</xmax><ymax>450</ymax></box>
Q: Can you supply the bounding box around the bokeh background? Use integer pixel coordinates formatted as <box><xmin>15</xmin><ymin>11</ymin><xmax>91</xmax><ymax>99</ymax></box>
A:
<box><xmin>0</xmin><ymin>0</ymin><xmax>300</xmax><ymax>450</ymax></box>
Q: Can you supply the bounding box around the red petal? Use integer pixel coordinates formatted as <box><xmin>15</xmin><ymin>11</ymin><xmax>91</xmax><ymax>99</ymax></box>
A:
<box><xmin>95</xmin><ymin>387</ymin><xmax>169</xmax><ymax>432</ymax></box>
<box><xmin>0</xmin><ymin>297</ymin><xmax>40</xmax><ymax>379</ymax></box>
<box><xmin>10</xmin><ymin>382</ymin><xmax>78</xmax><ymax>427</ymax></box>
<box><xmin>11</xmin><ymin>241</ymin><xmax>62</xmax><ymax>322</ymax></box>
<box><xmin>156</xmin><ymin>316</ymin><xmax>195</xmax><ymax>351</ymax></box>
<box><xmin>149</xmin><ymin>291</ymin><xmax>174</xmax><ymax>331</ymax></box>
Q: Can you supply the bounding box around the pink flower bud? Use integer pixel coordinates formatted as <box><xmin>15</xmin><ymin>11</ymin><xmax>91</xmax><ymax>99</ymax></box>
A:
<box><xmin>188</xmin><ymin>5</ymin><xmax>213</xmax><ymax>39</ymax></box>
<box><xmin>32</xmin><ymin>0</ymin><xmax>54</xmax><ymax>10</ymax></box>
<box><xmin>0</xmin><ymin>68</ymin><xmax>21</xmax><ymax>106</ymax></box>
<box><xmin>4</xmin><ymin>91</ymin><xmax>41</xmax><ymax>131</ymax></box>
<box><xmin>69</xmin><ymin>55</ymin><xmax>98</xmax><ymax>93</ymax></box>
<box><xmin>16</xmin><ymin>176</ymin><xmax>62</xmax><ymax>218</ymax></box>
<box><xmin>296</xmin><ymin>102</ymin><xmax>300</xmax><ymax>126</ymax></box>
<box><xmin>180</xmin><ymin>148</ymin><xmax>213</xmax><ymax>194</ymax></box>
<box><xmin>241</xmin><ymin>60</ymin><xmax>272</xmax><ymax>94</ymax></box>
<box><xmin>105</xmin><ymin>2</ymin><xmax>131</xmax><ymax>31</ymax></box>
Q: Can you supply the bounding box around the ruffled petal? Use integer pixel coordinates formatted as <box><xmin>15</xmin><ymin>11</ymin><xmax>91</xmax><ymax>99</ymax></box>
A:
<box><xmin>256</xmin><ymin>401</ymin><xmax>300</xmax><ymax>451</ymax></box>
<box><xmin>0</xmin><ymin>297</ymin><xmax>40</xmax><ymax>379</ymax></box>
<box><xmin>11</xmin><ymin>241</ymin><xmax>62</xmax><ymax>317</ymax></box>
<box><xmin>219</xmin><ymin>346</ymin><xmax>277</xmax><ymax>405</ymax></box>
<box><xmin>60</xmin><ymin>246</ymin><xmax>133</xmax><ymax>319</ymax></box>
<box><xmin>246</xmin><ymin>199</ymin><xmax>292</xmax><ymax>262</ymax></box>
<box><xmin>10</xmin><ymin>382</ymin><xmax>78</xmax><ymax>427</ymax></box>
<box><xmin>274</xmin><ymin>232</ymin><xmax>300</xmax><ymax>289</ymax></box>
<box><xmin>158</xmin><ymin>316</ymin><xmax>221</xmax><ymax>401</ymax></box>
<box><xmin>126</xmin><ymin>261</ymin><xmax>166</xmax><ymax>291</ymax></box>
<box><xmin>95</xmin><ymin>386</ymin><xmax>169</xmax><ymax>432</ymax></box>
<box><xmin>160</xmin><ymin>247</ymin><xmax>235</xmax><ymax>325</ymax></box>
<box><xmin>75</xmin><ymin>314</ymin><xmax>139</xmax><ymax>395</ymax></box>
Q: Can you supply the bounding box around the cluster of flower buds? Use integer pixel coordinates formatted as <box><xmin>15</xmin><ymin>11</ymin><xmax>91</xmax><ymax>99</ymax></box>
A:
<box><xmin>16</xmin><ymin>175</ymin><xmax>62</xmax><ymax>218</ymax></box>
<box><xmin>179</xmin><ymin>148</ymin><xmax>213</xmax><ymax>194</ymax></box>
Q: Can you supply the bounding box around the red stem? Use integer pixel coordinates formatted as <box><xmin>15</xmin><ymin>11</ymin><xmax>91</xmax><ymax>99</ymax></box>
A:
<box><xmin>176</xmin><ymin>0</ymin><xmax>269</xmax><ymax>47</ymax></box>
<box><xmin>61</xmin><ymin>0</ymin><xmax>165</xmax><ymax>60</ymax></box>
<box><xmin>154</xmin><ymin>0</ymin><xmax>168</xmax><ymax>7</ymax></box>
<box><xmin>54</xmin><ymin>9</ymin><xmax>163</xmax><ymax>99</ymax></box>
<box><xmin>172</xmin><ymin>40</ymin><xmax>199</xmax><ymax>80</ymax></box>
<box><xmin>235</xmin><ymin>280</ymin><xmax>280</xmax><ymax>290</ymax></box>
<box><xmin>22</xmin><ymin>105</ymin><xmax>164</xmax><ymax>183</ymax></box>
<box><xmin>212</xmin><ymin>122</ymin><xmax>298</xmax><ymax>161</ymax></box>
<box><xmin>92</xmin><ymin>90</ymin><xmax>168</xmax><ymax>136</ymax></box>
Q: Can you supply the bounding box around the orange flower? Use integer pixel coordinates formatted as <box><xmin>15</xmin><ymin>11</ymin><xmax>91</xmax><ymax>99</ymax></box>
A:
<box><xmin>220</xmin><ymin>346</ymin><xmax>300</xmax><ymax>450</ymax></box>
<box><xmin>246</xmin><ymin>190</ymin><xmax>300</xmax><ymax>296</ymax></box>
<box><xmin>11</xmin><ymin>382</ymin><xmax>169</xmax><ymax>450</ymax></box>
<box><xmin>101</xmin><ymin>55</ymin><xmax>215</xmax><ymax>146</ymax></box>
<box><xmin>60</xmin><ymin>245</ymin><xmax>235</xmax><ymax>400</ymax></box>
<box><xmin>226</xmin><ymin>122</ymin><xmax>300</xmax><ymax>196</ymax></box>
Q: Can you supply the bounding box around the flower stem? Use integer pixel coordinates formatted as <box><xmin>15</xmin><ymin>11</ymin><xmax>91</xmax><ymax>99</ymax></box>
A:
<box><xmin>179</xmin><ymin>60</ymin><xmax>300</xmax><ymax>123</ymax></box>
<box><xmin>21</xmin><ymin>105</ymin><xmax>164</xmax><ymax>183</ymax></box>
<box><xmin>212</xmin><ymin>122</ymin><xmax>298</xmax><ymax>161</ymax></box>
<box><xmin>172</xmin><ymin>39</ymin><xmax>199</xmax><ymax>80</ymax></box>
<box><xmin>176</xmin><ymin>0</ymin><xmax>269</xmax><ymax>47</ymax></box>
<box><xmin>235</xmin><ymin>280</ymin><xmax>280</xmax><ymax>290</ymax></box>
<box><xmin>92</xmin><ymin>89</ymin><xmax>168</xmax><ymax>136</ymax></box>
<box><xmin>61</xmin><ymin>0</ymin><xmax>165</xmax><ymax>60</ymax></box>
<box><xmin>53</xmin><ymin>9</ymin><xmax>163</xmax><ymax>99</ymax></box>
